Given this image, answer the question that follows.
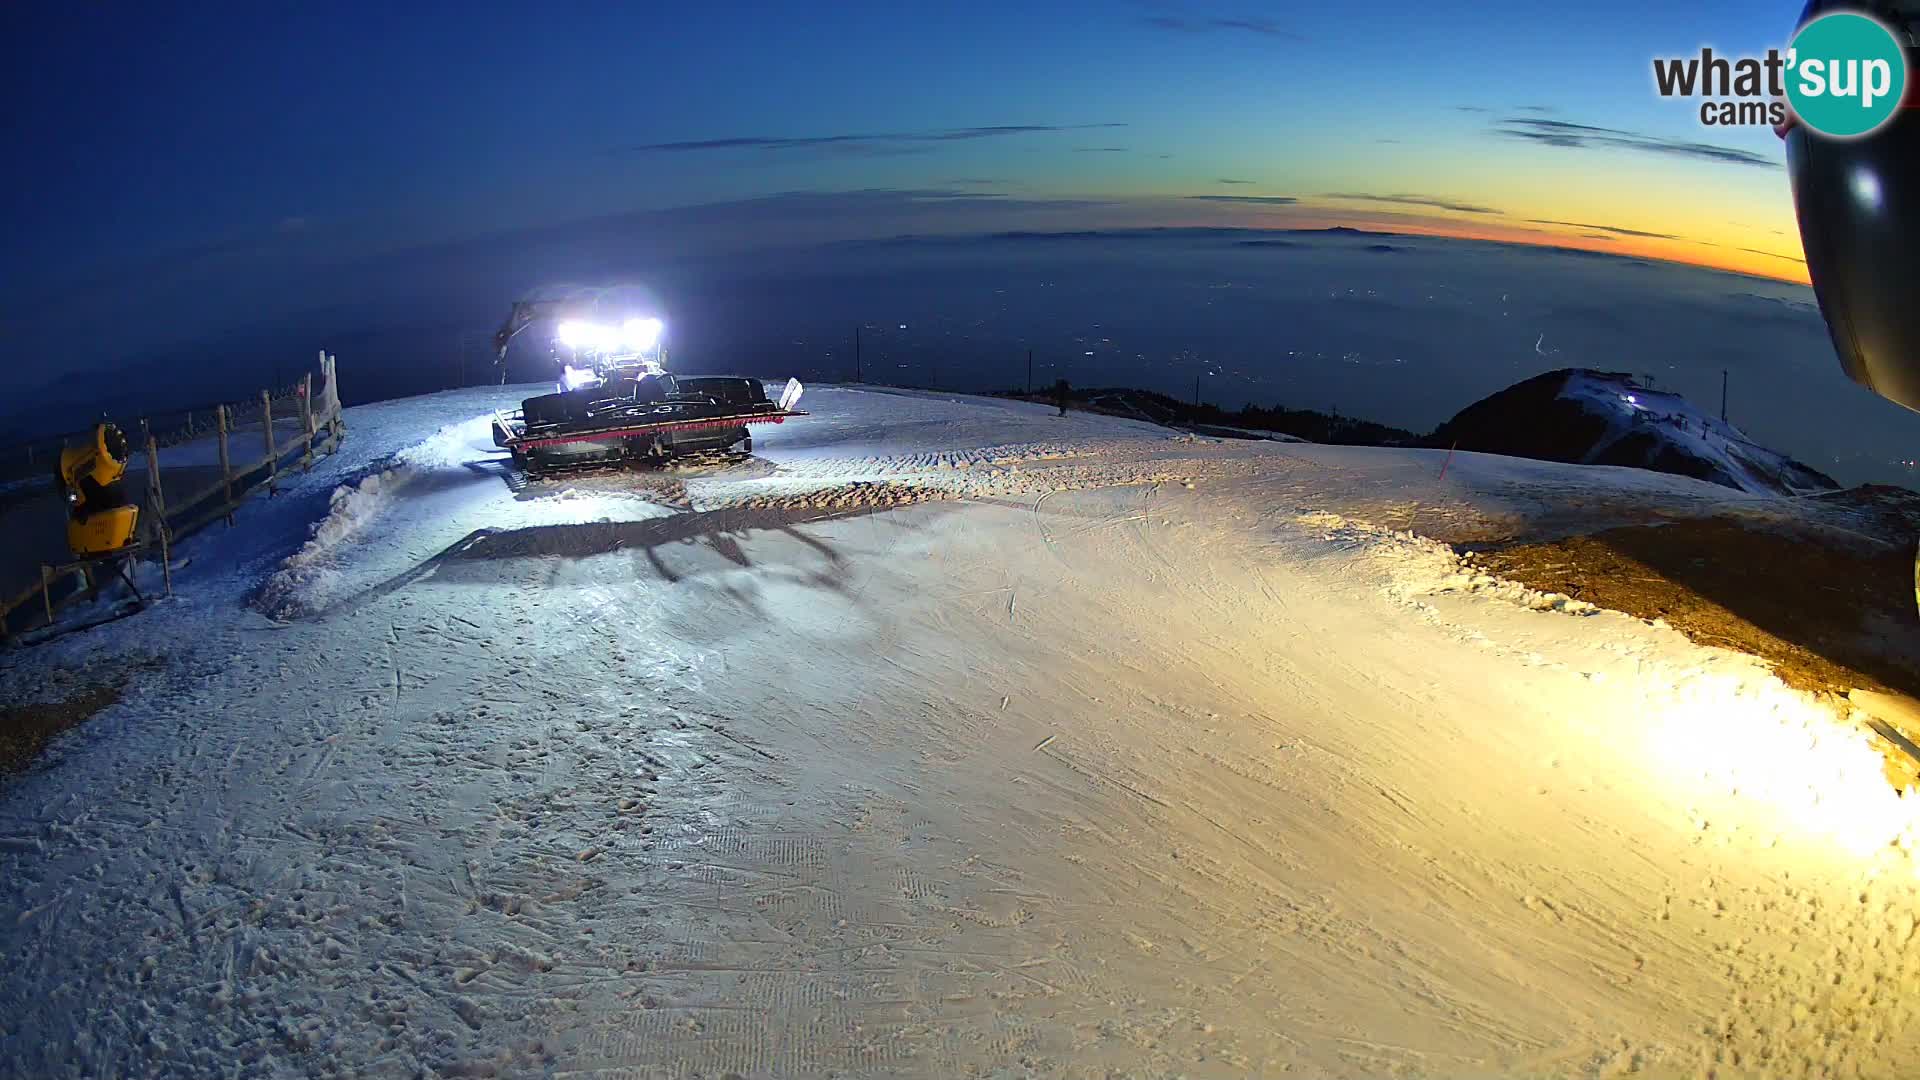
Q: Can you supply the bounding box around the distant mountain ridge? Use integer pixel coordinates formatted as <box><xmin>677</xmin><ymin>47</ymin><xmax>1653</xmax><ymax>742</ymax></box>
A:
<box><xmin>1427</xmin><ymin>368</ymin><xmax>1838</xmax><ymax>497</ymax></box>
<box><xmin>861</xmin><ymin>225</ymin><xmax>1418</xmax><ymax>246</ymax></box>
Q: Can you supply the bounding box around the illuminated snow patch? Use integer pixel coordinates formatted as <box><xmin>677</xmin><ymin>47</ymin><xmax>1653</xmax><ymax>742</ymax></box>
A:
<box><xmin>1293</xmin><ymin>508</ymin><xmax>1920</xmax><ymax>864</ymax></box>
<box><xmin>1293</xmin><ymin>510</ymin><xmax>1597</xmax><ymax>614</ymax></box>
<box><xmin>1642</xmin><ymin>666</ymin><xmax>1920</xmax><ymax>859</ymax></box>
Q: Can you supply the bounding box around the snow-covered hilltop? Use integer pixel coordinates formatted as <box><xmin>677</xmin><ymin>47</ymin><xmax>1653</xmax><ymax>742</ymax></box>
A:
<box><xmin>3</xmin><ymin>382</ymin><xmax>1919</xmax><ymax>1078</ymax></box>
<box><xmin>1431</xmin><ymin>368</ymin><xmax>1840</xmax><ymax>497</ymax></box>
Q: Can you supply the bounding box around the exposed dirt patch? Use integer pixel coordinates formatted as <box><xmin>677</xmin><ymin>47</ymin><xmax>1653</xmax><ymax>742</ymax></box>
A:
<box><xmin>1475</xmin><ymin>519</ymin><xmax>1917</xmax><ymax>699</ymax></box>
<box><xmin>0</xmin><ymin>674</ymin><xmax>134</xmax><ymax>777</ymax></box>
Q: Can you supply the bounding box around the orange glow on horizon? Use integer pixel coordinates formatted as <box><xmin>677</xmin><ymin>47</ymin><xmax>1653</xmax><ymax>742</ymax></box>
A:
<box><xmin>1173</xmin><ymin>209</ymin><xmax>1812</xmax><ymax>285</ymax></box>
<box><xmin>1382</xmin><ymin>220</ymin><xmax>1810</xmax><ymax>285</ymax></box>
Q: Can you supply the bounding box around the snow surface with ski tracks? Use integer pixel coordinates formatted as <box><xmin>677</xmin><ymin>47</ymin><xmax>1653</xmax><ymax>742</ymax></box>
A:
<box><xmin>4</xmin><ymin>383</ymin><xmax>1920</xmax><ymax>1079</ymax></box>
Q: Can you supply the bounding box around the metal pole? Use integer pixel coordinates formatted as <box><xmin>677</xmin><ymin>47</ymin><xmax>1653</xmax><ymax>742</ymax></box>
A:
<box><xmin>1721</xmin><ymin>369</ymin><xmax>1729</xmax><ymax>423</ymax></box>
<box><xmin>41</xmin><ymin>565</ymin><xmax>53</xmax><ymax>628</ymax></box>
<box><xmin>262</xmin><ymin>389</ymin><xmax>277</xmax><ymax>495</ymax></box>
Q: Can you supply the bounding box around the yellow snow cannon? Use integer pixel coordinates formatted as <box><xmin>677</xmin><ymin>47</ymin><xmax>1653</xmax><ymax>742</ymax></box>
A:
<box><xmin>58</xmin><ymin>422</ymin><xmax>141</xmax><ymax>557</ymax></box>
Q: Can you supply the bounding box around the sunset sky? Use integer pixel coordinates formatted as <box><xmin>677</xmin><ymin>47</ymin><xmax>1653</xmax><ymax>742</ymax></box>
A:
<box><xmin>5</xmin><ymin>0</ymin><xmax>1814</xmax><ymax>318</ymax></box>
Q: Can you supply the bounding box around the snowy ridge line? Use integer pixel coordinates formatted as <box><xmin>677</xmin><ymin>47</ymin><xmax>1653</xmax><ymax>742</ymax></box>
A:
<box><xmin>1558</xmin><ymin>370</ymin><xmax>1835</xmax><ymax>496</ymax></box>
<box><xmin>1292</xmin><ymin>510</ymin><xmax>1599</xmax><ymax>615</ymax></box>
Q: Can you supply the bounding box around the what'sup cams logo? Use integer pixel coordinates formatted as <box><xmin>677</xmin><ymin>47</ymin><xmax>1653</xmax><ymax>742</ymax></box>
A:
<box><xmin>1653</xmin><ymin>10</ymin><xmax>1910</xmax><ymax>138</ymax></box>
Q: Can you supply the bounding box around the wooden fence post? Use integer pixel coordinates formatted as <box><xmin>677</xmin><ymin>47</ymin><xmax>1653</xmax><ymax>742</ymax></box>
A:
<box><xmin>328</xmin><ymin>352</ymin><xmax>345</xmax><ymax>439</ymax></box>
<box><xmin>301</xmin><ymin>373</ymin><xmax>316</xmax><ymax>472</ymax></box>
<box><xmin>314</xmin><ymin>348</ymin><xmax>327</xmax><ymax>453</ymax></box>
<box><xmin>151</xmin><ymin>492</ymin><xmax>173</xmax><ymax>598</ymax></box>
<box><xmin>143</xmin><ymin>426</ymin><xmax>169</xmax><ymax>546</ymax></box>
<box><xmin>143</xmin><ymin>420</ymin><xmax>173</xmax><ymax>591</ymax></box>
<box><xmin>216</xmin><ymin>404</ymin><xmax>234</xmax><ymax>525</ymax></box>
<box><xmin>262</xmin><ymin>389</ymin><xmax>278</xmax><ymax>495</ymax></box>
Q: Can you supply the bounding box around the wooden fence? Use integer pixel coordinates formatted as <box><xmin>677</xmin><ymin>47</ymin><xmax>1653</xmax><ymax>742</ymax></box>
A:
<box><xmin>0</xmin><ymin>352</ymin><xmax>346</xmax><ymax>642</ymax></box>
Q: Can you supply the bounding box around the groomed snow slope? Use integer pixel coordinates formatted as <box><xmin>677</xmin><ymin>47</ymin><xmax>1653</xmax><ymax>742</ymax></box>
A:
<box><xmin>3</xmin><ymin>383</ymin><xmax>1919</xmax><ymax>1079</ymax></box>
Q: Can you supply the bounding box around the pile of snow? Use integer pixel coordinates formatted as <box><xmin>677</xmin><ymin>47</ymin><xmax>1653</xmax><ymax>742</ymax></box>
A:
<box><xmin>391</xmin><ymin>413</ymin><xmax>497</xmax><ymax>471</ymax></box>
<box><xmin>250</xmin><ymin>417</ymin><xmax>490</xmax><ymax>619</ymax></box>
<box><xmin>1430</xmin><ymin>368</ymin><xmax>1839</xmax><ymax>496</ymax></box>
<box><xmin>1294</xmin><ymin>509</ymin><xmax>1599</xmax><ymax>615</ymax></box>
<box><xmin>250</xmin><ymin>466</ymin><xmax>410</xmax><ymax>619</ymax></box>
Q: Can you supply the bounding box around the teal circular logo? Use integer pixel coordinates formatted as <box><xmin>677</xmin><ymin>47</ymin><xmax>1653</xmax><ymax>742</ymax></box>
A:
<box><xmin>1787</xmin><ymin>12</ymin><xmax>1908</xmax><ymax>138</ymax></box>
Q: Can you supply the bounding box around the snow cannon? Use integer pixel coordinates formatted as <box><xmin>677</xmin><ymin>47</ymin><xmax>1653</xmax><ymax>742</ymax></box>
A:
<box><xmin>1783</xmin><ymin>1</ymin><xmax>1920</xmax><ymax>410</ymax></box>
<box><xmin>57</xmin><ymin>422</ymin><xmax>141</xmax><ymax>557</ymax></box>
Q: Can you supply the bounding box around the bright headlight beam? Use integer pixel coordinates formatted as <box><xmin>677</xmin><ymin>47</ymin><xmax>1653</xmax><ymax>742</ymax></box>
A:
<box><xmin>624</xmin><ymin>317</ymin><xmax>664</xmax><ymax>350</ymax></box>
<box><xmin>557</xmin><ymin>320</ymin><xmax>593</xmax><ymax>349</ymax></box>
<box><xmin>1642</xmin><ymin>668</ymin><xmax>1920</xmax><ymax>861</ymax></box>
<box><xmin>559</xmin><ymin>320</ymin><xmax>624</xmax><ymax>350</ymax></box>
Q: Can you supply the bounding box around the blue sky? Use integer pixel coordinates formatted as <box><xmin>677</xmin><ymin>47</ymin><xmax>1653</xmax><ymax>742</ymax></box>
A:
<box><xmin>0</xmin><ymin>0</ymin><xmax>1816</xmax><ymax>385</ymax></box>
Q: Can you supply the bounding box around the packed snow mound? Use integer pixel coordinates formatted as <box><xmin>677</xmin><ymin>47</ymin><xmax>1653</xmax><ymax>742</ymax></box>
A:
<box><xmin>1429</xmin><ymin>368</ymin><xmax>1839</xmax><ymax>497</ymax></box>
<box><xmin>250</xmin><ymin>467</ymin><xmax>410</xmax><ymax>619</ymax></box>
<box><xmin>1294</xmin><ymin>510</ymin><xmax>1599</xmax><ymax>615</ymax></box>
<box><xmin>304</xmin><ymin>469</ymin><xmax>409</xmax><ymax>554</ymax></box>
<box><xmin>250</xmin><ymin>417</ymin><xmax>488</xmax><ymax>619</ymax></box>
